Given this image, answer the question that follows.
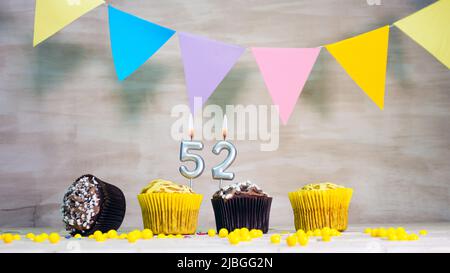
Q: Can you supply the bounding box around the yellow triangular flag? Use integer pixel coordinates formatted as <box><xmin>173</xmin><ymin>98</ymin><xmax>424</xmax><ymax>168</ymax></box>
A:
<box><xmin>33</xmin><ymin>0</ymin><xmax>105</xmax><ymax>46</ymax></box>
<box><xmin>326</xmin><ymin>26</ymin><xmax>390</xmax><ymax>110</ymax></box>
<box><xmin>394</xmin><ymin>0</ymin><xmax>450</xmax><ymax>69</ymax></box>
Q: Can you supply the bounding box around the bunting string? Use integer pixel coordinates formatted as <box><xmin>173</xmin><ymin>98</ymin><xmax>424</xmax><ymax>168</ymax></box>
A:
<box><xmin>33</xmin><ymin>0</ymin><xmax>450</xmax><ymax>124</ymax></box>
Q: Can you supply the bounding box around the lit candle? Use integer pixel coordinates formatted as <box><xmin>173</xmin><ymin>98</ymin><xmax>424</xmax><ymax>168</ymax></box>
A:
<box><xmin>212</xmin><ymin>115</ymin><xmax>237</xmax><ymax>188</ymax></box>
<box><xmin>179</xmin><ymin>114</ymin><xmax>205</xmax><ymax>188</ymax></box>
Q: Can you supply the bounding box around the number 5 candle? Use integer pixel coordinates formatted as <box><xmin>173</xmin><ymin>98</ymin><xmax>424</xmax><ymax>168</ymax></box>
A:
<box><xmin>179</xmin><ymin>114</ymin><xmax>205</xmax><ymax>188</ymax></box>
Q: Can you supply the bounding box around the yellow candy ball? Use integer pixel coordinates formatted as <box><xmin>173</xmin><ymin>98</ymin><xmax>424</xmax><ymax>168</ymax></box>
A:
<box><xmin>107</xmin><ymin>230</ymin><xmax>118</xmax><ymax>239</ymax></box>
<box><xmin>88</xmin><ymin>235</ymin><xmax>94</xmax><ymax>239</ymax></box>
<box><xmin>397</xmin><ymin>233</ymin><xmax>408</xmax><ymax>241</ymax></box>
<box><xmin>370</xmin><ymin>229</ymin><xmax>379</xmax><ymax>237</ymax></box>
<box><xmin>322</xmin><ymin>227</ymin><xmax>331</xmax><ymax>233</ymax></box>
<box><xmin>127</xmin><ymin>233</ymin><xmax>137</xmax><ymax>243</ymax></box>
<box><xmin>270</xmin><ymin>234</ymin><xmax>281</xmax><ymax>244</ymax></box>
<box><xmin>219</xmin><ymin>228</ymin><xmax>229</xmax><ymax>238</ymax></box>
<box><xmin>34</xmin><ymin>235</ymin><xmax>45</xmax><ymax>243</ymax></box>
<box><xmin>321</xmin><ymin>229</ymin><xmax>330</xmax><ymax>237</ymax></box>
<box><xmin>408</xmin><ymin>234</ymin><xmax>419</xmax><ymax>241</ymax></box>
<box><xmin>157</xmin><ymin>233</ymin><xmax>166</xmax><ymax>239</ymax></box>
<box><xmin>330</xmin><ymin>229</ymin><xmax>338</xmax><ymax>236</ymax></box>
<box><xmin>239</xmin><ymin>228</ymin><xmax>250</xmax><ymax>238</ymax></box>
<box><xmin>286</xmin><ymin>235</ymin><xmax>297</xmax><ymax>247</ymax></box>
<box><xmin>296</xmin><ymin>230</ymin><xmax>305</xmax><ymax>237</ymax></box>
<box><xmin>241</xmin><ymin>234</ymin><xmax>252</xmax><ymax>241</ymax></box>
<box><xmin>95</xmin><ymin>234</ymin><xmax>106</xmax><ymax>242</ymax></box>
<box><xmin>256</xmin><ymin>230</ymin><xmax>263</xmax><ymax>237</ymax></box>
<box><xmin>131</xmin><ymin>230</ymin><xmax>142</xmax><ymax>239</ymax></box>
<box><xmin>3</xmin><ymin>234</ymin><xmax>14</xmax><ymax>244</ymax></box>
<box><xmin>74</xmin><ymin>234</ymin><xmax>82</xmax><ymax>239</ymax></box>
<box><xmin>388</xmin><ymin>234</ymin><xmax>397</xmax><ymax>241</ymax></box>
<box><xmin>142</xmin><ymin>229</ymin><xmax>153</xmax><ymax>240</ymax></box>
<box><xmin>298</xmin><ymin>235</ymin><xmax>309</xmax><ymax>246</ymax></box>
<box><xmin>168</xmin><ymin>234</ymin><xmax>175</xmax><ymax>238</ymax></box>
<box><xmin>306</xmin><ymin>230</ymin><xmax>314</xmax><ymax>236</ymax></box>
<box><xmin>228</xmin><ymin>237</ymin><xmax>240</xmax><ymax>245</ymax></box>
<box><xmin>387</xmin><ymin>228</ymin><xmax>396</xmax><ymax>236</ymax></box>
<box><xmin>228</xmin><ymin>233</ymin><xmax>240</xmax><ymax>245</ymax></box>
<box><xmin>175</xmin><ymin>234</ymin><xmax>184</xmax><ymax>239</ymax></box>
<box><xmin>40</xmin><ymin>233</ymin><xmax>49</xmax><ymax>240</ymax></box>
<box><xmin>240</xmin><ymin>227</ymin><xmax>249</xmax><ymax>232</ymax></box>
<box><xmin>396</xmin><ymin>227</ymin><xmax>406</xmax><ymax>233</ymax></box>
<box><xmin>93</xmin><ymin>230</ymin><xmax>102</xmax><ymax>237</ymax></box>
<box><xmin>49</xmin><ymin>233</ymin><xmax>60</xmax><ymax>244</ymax></box>
<box><xmin>0</xmin><ymin>234</ymin><xmax>2</xmax><ymax>240</ymax></box>
<box><xmin>13</xmin><ymin>234</ymin><xmax>21</xmax><ymax>241</ymax></box>
<box><xmin>207</xmin><ymin>229</ymin><xmax>216</xmax><ymax>237</ymax></box>
<box><xmin>378</xmin><ymin>228</ymin><xmax>387</xmax><ymax>238</ymax></box>
<box><xmin>321</xmin><ymin>234</ymin><xmax>331</xmax><ymax>242</ymax></box>
<box><xmin>419</xmin><ymin>230</ymin><xmax>428</xmax><ymax>236</ymax></box>
<box><xmin>364</xmin><ymin>228</ymin><xmax>372</xmax><ymax>234</ymax></box>
<box><xmin>313</xmin><ymin>229</ymin><xmax>321</xmax><ymax>236</ymax></box>
<box><xmin>250</xmin><ymin>229</ymin><xmax>259</xmax><ymax>238</ymax></box>
<box><xmin>119</xmin><ymin>234</ymin><xmax>127</xmax><ymax>239</ymax></box>
<box><xmin>26</xmin><ymin>233</ymin><xmax>35</xmax><ymax>240</ymax></box>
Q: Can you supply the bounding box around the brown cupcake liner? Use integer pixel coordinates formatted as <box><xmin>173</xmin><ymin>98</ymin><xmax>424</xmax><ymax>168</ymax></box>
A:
<box><xmin>73</xmin><ymin>176</ymin><xmax>126</xmax><ymax>236</ymax></box>
<box><xmin>211</xmin><ymin>196</ymin><xmax>272</xmax><ymax>233</ymax></box>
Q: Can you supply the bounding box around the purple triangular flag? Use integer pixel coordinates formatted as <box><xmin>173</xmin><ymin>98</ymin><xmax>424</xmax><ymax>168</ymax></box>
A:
<box><xmin>178</xmin><ymin>32</ymin><xmax>245</xmax><ymax>112</ymax></box>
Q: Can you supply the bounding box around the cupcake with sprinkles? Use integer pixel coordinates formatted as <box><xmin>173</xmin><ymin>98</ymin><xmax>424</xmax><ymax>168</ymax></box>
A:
<box><xmin>137</xmin><ymin>179</ymin><xmax>202</xmax><ymax>235</ymax></box>
<box><xmin>61</xmin><ymin>174</ymin><xmax>126</xmax><ymax>236</ymax></box>
<box><xmin>211</xmin><ymin>181</ymin><xmax>272</xmax><ymax>233</ymax></box>
<box><xmin>288</xmin><ymin>182</ymin><xmax>353</xmax><ymax>232</ymax></box>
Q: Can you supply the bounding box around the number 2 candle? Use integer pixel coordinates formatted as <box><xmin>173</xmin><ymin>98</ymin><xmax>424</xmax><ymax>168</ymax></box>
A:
<box><xmin>212</xmin><ymin>115</ymin><xmax>237</xmax><ymax>188</ymax></box>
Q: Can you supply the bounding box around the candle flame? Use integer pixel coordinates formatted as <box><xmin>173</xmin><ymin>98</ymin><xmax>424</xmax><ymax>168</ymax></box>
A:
<box><xmin>222</xmin><ymin>115</ymin><xmax>228</xmax><ymax>140</ymax></box>
<box><xmin>188</xmin><ymin>113</ymin><xmax>194</xmax><ymax>140</ymax></box>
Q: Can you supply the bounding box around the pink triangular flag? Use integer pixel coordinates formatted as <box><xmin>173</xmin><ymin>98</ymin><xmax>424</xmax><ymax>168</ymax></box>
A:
<box><xmin>252</xmin><ymin>47</ymin><xmax>321</xmax><ymax>124</ymax></box>
<box><xmin>178</xmin><ymin>32</ymin><xmax>245</xmax><ymax>113</ymax></box>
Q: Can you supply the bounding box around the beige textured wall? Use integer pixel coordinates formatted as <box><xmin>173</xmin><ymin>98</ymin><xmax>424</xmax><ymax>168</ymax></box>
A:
<box><xmin>0</xmin><ymin>0</ymin><xmax>449</xmax><ymax>230</ymax></box>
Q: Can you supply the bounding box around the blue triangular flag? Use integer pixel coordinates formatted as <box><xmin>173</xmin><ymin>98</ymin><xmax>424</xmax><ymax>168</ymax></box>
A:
<box><xmin>108</xmin><ymin>5</ymin><xmax>175</xmax><ymax>80</ymax></box>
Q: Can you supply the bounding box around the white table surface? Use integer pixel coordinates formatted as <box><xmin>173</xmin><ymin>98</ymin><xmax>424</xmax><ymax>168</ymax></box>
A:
<box><xmin>1</xmin><ymin>223</ymin><xmax>449</xmax><ymax>253</ymax></box>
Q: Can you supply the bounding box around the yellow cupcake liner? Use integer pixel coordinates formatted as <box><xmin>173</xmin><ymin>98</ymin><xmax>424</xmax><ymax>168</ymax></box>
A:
<box><xmin>288</xmin><ymin>188</ymin><xmax>353</xmax><ymax>231</ymax></box>
<box><xmin>137</xmin><ymin>193</ymin><xmax>203</xmax><ymax>234</ymax></box>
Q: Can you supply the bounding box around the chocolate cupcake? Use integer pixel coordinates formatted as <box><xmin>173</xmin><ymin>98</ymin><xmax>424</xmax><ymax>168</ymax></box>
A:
<box><xmin>61</xmin><ymin>174</ymin><xmax>126</xmax><ymax>236</ymax></box>
<box><xmin>211</xmin><ymin>181</ymin><xmax>272</xmax><ymax>233</ymax></box>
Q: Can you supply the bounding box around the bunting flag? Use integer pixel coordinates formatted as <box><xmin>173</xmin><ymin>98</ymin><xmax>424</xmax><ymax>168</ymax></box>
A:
<box><xmin>32</xmin><ymin>1</ymin><xmax>446</xmax><ymax>119</ymax></box>
<box><xmin>108</xmin><ymin>5</ymin><xmax>176</xmax><ymax>80</ymax></box>
<box><xmin>251</xmin><ymin>47</ymin><xmax>322</xmax><ymax>125</ymax></box>
<box><xmin>178</xmin><ymin>32</ymin><xmax>245</xmax><ymax>112</ymax></box>
<box><xmin>33</xmin><ymin>0</ymin><xmax>105</xmax><ymax>47</ymax></box>
<box><xmin>326</xmin><ymin>26</ymin><xmax>390</xmax><ymax>110</ymax></box>
<box><xmin>394</xmin><ymin>0</ymin><xmax>450</xmax><ymax>69</ymax></box>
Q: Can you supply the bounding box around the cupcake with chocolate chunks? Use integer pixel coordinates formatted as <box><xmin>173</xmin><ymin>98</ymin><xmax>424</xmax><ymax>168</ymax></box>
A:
<box><xmin>61</xmin><ymin>174</ymin><xmax>126</xmax><ymax>236</ymax></box>
<box><xmin>211</xmin><ymin>181</ymin><xmax>272</xmax><ymax>233</ymax></box>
